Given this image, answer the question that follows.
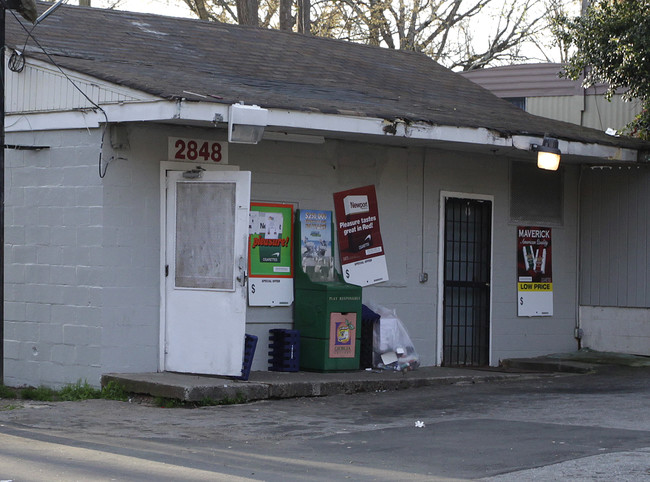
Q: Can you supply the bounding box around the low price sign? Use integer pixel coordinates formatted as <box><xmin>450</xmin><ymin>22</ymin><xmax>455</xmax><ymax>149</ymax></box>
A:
<box><xmin>517</xmin><ymin>226</ymin><xmax>553</xmax><ymax>317</ymax></box>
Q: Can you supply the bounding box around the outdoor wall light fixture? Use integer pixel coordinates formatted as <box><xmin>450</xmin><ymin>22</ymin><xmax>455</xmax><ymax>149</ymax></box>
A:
<box><xmin>531</xmin><ymin>136</ymin><xmax>561</xmax><ymax>171</ymax></box>
<box><xmin>228</xmin><ymin>103</ymin><xmax>268</xmax><ymax>144</ymax></box>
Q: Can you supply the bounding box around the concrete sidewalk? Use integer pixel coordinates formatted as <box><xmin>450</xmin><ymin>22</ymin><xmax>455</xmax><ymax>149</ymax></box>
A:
<box><xmin>101</xmin><ymin>366</ymin><xmax>544</xmax><ymax>402</ymax></box>
<box><xmin>102</xmin><ymin>349</ymin><xmax>650</xmax><ymax>402</ymax></box>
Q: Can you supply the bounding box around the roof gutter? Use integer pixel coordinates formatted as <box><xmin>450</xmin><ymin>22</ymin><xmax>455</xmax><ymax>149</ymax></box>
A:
<box><xmin>5</xmin><ymin>99</ymin><xmax>641</xmax><ymax>163</ymax></box>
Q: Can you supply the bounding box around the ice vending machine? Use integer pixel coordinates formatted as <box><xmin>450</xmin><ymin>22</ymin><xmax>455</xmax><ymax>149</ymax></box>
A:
<box><xmin>294</xmin><ymin>209</ymin><xmax>362</xmax><ymax>371</ymax></box>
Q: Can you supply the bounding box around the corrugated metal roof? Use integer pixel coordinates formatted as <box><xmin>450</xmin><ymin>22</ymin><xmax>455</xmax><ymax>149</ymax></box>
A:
<box><xmin>4</xmin><ymin>2</ymin><xmax>647</xmax><ymax>151</ymax></box>
<box><xmin>460</xmin><ymin>63</ymin><xmax>609</xmax><ymax>98</ymax></box>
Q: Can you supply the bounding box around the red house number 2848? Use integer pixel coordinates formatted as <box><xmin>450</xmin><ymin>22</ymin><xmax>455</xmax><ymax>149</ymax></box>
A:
<box><xmin>173</xmin><ymin>139</ymin><xmax>223</xmax><ymax>162</ymax></box>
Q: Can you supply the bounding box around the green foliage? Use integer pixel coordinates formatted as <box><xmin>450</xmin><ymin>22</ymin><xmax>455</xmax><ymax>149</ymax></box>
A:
<box><xmin>100</xmin><ymin>380</ymin><xmax>129</xmax><ymax>401</ymax></box>
<box><xmin>153</xmin><ymin>396</ymin><xmax>184</xmax><ymax>408</ymax></box>
<box><xmin>9</xmin><ymin>380</ymin><xmax>130</xmax><ymax>403</ymax></box>
<box><xmin>0</xmin><ymin>384</ymin><xmax>17</xmax><ymax>399</ymax></box>
<box><xmin>59</xmin><ymin>380</ymin><xmax>102</xmax><ymax>401</ymax></box>
<box><xmin>559</xmin><ymin>0</ymin><xmax>650</xmax><ymax>138</ymax></box>
<box><xmin>154</xmin><ymin>392</ymin><xmax>248</xmax><ymax>408</ymax></box>
<box><xmin>20</xmin><ymin>386</ymin><xmax>56</xmax><ymax>401</ymax></box>
<box><xmin>59</xmin><ymin>380</ymin><xmax>130</xmax><ymax>401</ymax></box>
<box><xmin>0</xmin><ymin>404</ymin><xmax>20</xmax><ymax>411</ymax></box>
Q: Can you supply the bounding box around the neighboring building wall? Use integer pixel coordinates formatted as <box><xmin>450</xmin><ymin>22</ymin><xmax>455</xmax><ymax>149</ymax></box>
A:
<box><xmin>526</xmin><ymin>94</ymin><xmax>641</xmax><ymax>133</ymax></box>
<box><xmin>579</xmin><ymin>167</ymin><xmax>650</xmax><ymax>355</ymax></box>
<box><xmin>579</xmin><ymin>307</ymin><xmax>650</xmax><ymax>356</ymax></box>
<box><xmin>461</xmin><ymin>63</ymin><xmax>641</xmax><ymax>133</ymax></box>
<box><xmin>4</xmin><ymin>122</ymin><xmax>582</xmax><ymax>387</ymax></box>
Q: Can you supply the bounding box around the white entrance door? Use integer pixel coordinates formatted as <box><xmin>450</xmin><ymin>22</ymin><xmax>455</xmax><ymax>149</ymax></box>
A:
<box><xmin>164</xmin><ymin>169</ymin><xmax>251</xmax><ymax>376</ymax></box>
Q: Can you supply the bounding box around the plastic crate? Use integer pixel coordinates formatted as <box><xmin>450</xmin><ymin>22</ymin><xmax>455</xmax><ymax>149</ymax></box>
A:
<box><xmin>268</xmin><ymin>329</ymin><xmax>300</xmax><ymax>372</ymax></box>
<box><xmin>234</xmin><ymin>334</ymin><xmax>258</xmax><ymax>381</ymax></box>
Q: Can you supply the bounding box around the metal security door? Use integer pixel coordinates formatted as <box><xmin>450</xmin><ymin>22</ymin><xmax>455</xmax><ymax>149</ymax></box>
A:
<box><xmin>442</xmin><ymin>198</ymin><xmax>491</xmax><ymax>366</ymax></box>
<box><xmin>164</xmin><ymin>169</ymin><xmax>251</xmax><ymax>376</ymax></box>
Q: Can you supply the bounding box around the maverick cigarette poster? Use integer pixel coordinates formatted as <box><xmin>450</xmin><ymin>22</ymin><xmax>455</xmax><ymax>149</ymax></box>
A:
<box><xmin>333</xmin><ymin>185</ymin><xmax>389</xmax><ymax>287</ymax></box>
<box><xmin>517</xmin><ymin>226</ymin><xmax>553</xmax><ymax>316</ymax></box>
<box><xmin>248</xmin><ymin>203</ymin><xmax>293</xmax><ymax>306</ymax></box>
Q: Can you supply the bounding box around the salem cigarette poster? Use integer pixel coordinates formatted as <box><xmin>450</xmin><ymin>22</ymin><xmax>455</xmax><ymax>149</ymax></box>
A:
<box><xmin>333</xmin><ymin>185</ymin><xmax>389</xmax><ymax>287</ymax></box>
<box><xmin>517</xmin><ymin>226</ymin><xmax>553</xmax><ymax>317</ymax></box>
<box><xmin>247</xmin><ymin>203</ymin><xmax>293</xmax><ymax>306</ymax></box>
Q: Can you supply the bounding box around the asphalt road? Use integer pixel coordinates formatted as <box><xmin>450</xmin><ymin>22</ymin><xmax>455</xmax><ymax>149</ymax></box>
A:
<box><xmin>1</xmin><ymin>366</ymin><xmax>649</xmax><ymax>481</ymax></box>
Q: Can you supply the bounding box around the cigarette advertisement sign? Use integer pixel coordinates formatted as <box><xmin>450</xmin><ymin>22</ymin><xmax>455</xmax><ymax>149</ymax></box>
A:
<box><xmin>333</xmin><ymin>185</ymin><xmax>389</xmax><ymax>287</ymax></box>
<box><xmin>329</xmin><ymin>312</ymin><xmax>357</xmax><ymax>358</ymax></box>
<box><xmin>299</xmin><ymin>209</ymin><xmax>336</xmax><ymax>282</ymax></box>
<box><xmin>248</xmin><ymin>203</ymin><xmax>293</xmax><ymax>306</ymax></box>
<box><xmin>517</xmin><ymin>226</ymin><xmax>553</xmax><ymax>317</ymax></box>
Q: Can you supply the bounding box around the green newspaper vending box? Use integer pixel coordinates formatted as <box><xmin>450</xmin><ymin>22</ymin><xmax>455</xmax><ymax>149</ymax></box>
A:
<box><xmin>294</xmin><ymin>209</ymin><xmax>362</xmax><ymax>371</ymax></box>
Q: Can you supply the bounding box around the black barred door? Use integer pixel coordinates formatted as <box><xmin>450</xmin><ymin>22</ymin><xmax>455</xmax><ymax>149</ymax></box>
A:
<box><xmin>442</xmin><ymin>198</ymin><xmax>492</xmax><ymax>366</ymax></box>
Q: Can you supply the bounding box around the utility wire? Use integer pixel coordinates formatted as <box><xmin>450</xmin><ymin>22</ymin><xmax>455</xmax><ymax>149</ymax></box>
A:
<box><xmin>8</xmin><ymin>9</ymin><xmax>112</xmax><ymax>177</ymax></box>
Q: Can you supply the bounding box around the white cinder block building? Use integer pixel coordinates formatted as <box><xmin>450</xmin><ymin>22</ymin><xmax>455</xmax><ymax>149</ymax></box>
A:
<box><xmin>2</xmin><ymin>3</ymin><xmax>649</xmax><ymax>387</ymax></box>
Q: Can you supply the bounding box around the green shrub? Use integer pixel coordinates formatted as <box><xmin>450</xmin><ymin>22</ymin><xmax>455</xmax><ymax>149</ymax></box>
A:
<box><xmin>0</xmin><ymin>384</ymin><xmax>17</xmax><ymax>399</ymax></box>
<box><xmin>101</xmin><ymin>381</ymin><xmax>129</xmax><ymax>401</ymax></box>
<box><xmin>59</xmin><ymin>380</ymin><xmax>102</xmax><ymax>401</ymax></box>
<box><xmin>21</xmin><ymin>386</ymin><xmax>56</xmax><ymax>401</ymax></box>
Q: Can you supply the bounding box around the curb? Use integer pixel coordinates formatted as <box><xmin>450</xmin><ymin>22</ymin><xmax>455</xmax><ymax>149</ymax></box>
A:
<box><xmin>102</xmin><ymin>371</ymin><xmax>526</xmax><ymax>402</ymax></box>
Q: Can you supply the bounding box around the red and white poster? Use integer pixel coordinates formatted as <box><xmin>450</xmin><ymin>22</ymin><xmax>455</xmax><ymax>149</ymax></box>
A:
<box><xmin>333</xmin><ymin>185</ymin><xmax>389</xmax><ymax>286</ymax></box>
<box><xmin>517</xmin><ymin>226</ymin><xmax>553</xmax><ymax>317</ymax></box>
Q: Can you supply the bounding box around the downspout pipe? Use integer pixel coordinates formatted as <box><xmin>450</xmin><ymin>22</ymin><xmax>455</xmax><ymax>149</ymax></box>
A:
<box><xmin>575</xmin><ymin>165</ymin><xmax>585</xmax><ymax>349</ymax></box>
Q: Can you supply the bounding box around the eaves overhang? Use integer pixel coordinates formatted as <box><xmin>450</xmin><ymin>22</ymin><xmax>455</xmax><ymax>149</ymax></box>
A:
<box><xmin>5</xmin><ymin>98</ymin><xmax>643</xmax><ymax>164</ymax></box>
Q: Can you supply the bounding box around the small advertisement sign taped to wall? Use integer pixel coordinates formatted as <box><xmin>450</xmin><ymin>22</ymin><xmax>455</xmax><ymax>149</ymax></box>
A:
<box><xmin>333</xmin><ymin>185</ymin><xmax>389</xmax><ymax>287</ymax></box>
<box><xmin>517</xmin><ymin>226</ymin><xmax>553</xmax><ymax>316</ymax></box>
<box><xmin>248</xmin><ymin>203</ymin><xmax>294</xmax><ymax>306</ymax></box>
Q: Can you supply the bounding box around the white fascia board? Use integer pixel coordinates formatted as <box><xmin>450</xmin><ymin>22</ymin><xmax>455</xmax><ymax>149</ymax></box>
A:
<box><xmin>5</xmin><ymin>99</ymin><xmax>639</xmax><ymax>163</ymax></box>
<box><xmin>5</xmin><ymin>100</ymin><xmax>230</xmax><ymax>132</ymax></box>
<box><xmin>265</xmin><ymin>109</ymin><xmax>513</xmax><ymax>147</ymax></box>
<box><xmin>512</xmin><ymin>135</ymin><xmax>637</xmax><ymax>163</ymax></box>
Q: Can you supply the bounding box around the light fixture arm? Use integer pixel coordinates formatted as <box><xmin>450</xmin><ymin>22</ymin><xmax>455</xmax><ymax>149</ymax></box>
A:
<box><xmin>35</xmin><ymin>0</ymin><xmax>64</xmax><ymax>25</ymax></box>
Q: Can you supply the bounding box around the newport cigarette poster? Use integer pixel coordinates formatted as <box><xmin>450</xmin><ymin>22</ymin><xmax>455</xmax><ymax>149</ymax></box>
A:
<box><xmin>248</xmin><ymin>203</ymin><xmax>293</xmax><ymax>306</ymax></box>
<box><xmin>333</xmin><ymin>185</ymin><xmax>389</xmax><ymax>287</ymax></box>
<box><xmin>517</xmin><ymin>226</ymin><xmax>553</xmax><ymax>316</ymax></box>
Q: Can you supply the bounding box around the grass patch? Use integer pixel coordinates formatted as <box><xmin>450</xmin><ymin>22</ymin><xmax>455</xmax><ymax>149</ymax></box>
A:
<box><xmin>59</xmin><ymin>380</ymin><xmax>102</xmax><ymax>401</ymax></box>
<box><xmin>0</xmin><ymin>404</ymin><xmax>20</xmax><ymax>411</ymax></box>
<box><xmin>21</xmin><ymin>385</ymin><xmax>56</xmax><ymax>401</ymax></box>
<box><xmin>153</xmin><ymin>396</ymin><xmax>185</xmax><ymax>408</ymax></box>
<box><xmin>2</xmin><ymin>380</ymin><xmax>131</xmax><ymax>403</ymax></box>
<box><xmin>155</xmin><ymin>392</ymin><xmax>248</xmax><ymax>408</ymax></box>
<box><xmin>0</xmin><ymin>384</ymin><xmax>17</xmax><ymax>399</ymax></box>
<box><xmin>100</xmin><ymin>380</ymin><xmax>129</xmax><ymax>401</ymax></box>
<box><xmin>59</xmin><ymin>379</ymin><xmax>130</xmax><ymax>402</ymax></box>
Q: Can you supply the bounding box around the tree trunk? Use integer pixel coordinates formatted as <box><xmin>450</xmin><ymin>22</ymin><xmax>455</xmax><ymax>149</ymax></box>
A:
<box><xmin>298</xmin><ymin>0</ymin><xmax>310</xmax><ymax>35</ymax></box>
<box><xmin>280</xmin><ymin>0</ymin><xmax>294</xmax><ymax>31</ymax></box>
<box><xmin>237</xmin><ymin>0</ymin><xmax>259</xmax><ymax>26</ymax></box>
<box><xmin>79</xmin><ymin>0</ymin><xmax>91</xmax><ymax>6</ymax></box>
<box><xmin>193</xmin><ymin>0</ymin><xmax>210</xmax><ymax>20</ymax></box>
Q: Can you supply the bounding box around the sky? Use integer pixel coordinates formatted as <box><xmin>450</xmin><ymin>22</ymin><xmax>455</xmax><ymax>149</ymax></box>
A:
<box><xmin>77</xmin><ymin>0</ymin><xmax>580</xmax><ymax>65</ymax></box>
<box><xmin>90</xmin><ymin>0</ymin><xmax>194</xmax><ymax>17</ymax></box>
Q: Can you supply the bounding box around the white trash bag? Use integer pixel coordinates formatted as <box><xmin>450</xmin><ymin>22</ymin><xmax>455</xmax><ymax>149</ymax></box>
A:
<box><xmin>368</xmin><ymin>304</ymin><xmax>420</xmax><ymax>371</ymax></box>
